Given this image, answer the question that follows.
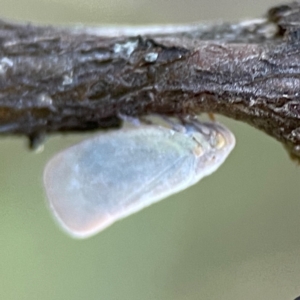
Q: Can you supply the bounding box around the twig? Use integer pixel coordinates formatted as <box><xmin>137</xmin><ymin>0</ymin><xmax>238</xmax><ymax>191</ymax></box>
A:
<box><xmin>1</xmin><ymin>2</ymin><xmax>300</xmax><ymax>160</ymax></box>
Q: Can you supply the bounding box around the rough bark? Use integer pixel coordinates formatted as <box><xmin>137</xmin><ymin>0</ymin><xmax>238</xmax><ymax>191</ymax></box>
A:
<box><xmin>1</xmin><ymin>2</ymin><xmax>300</xmax><ymax>160</ymax></box>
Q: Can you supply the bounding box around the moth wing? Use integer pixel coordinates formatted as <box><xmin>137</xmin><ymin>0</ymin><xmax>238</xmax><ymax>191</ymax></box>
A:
<box><xmin>44</xmin><ymin>127</ymin><xmax>196</xmax><ymax>238</ymax></box>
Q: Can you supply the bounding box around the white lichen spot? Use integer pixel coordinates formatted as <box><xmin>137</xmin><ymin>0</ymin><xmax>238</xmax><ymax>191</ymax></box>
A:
<box><xmin>259</xmin><ymin>52</ymin><xmax>268</xmax><ymax>60</ymax></box>
<box><xmin>0</xmin><ymin>57</ymin><xmax>13</xmax><ymax>75</ymax></box>
<box><xmin>291</xmin><ymin>128</ymin><xmax>300</xmax><ymax>138</ymax></box>
<box><xmin>62</xmin><ymin>74</ymin><xmax>73</xmax><ymax>85</ymax></box>
<box><xmin>113</xmin><ymin>40</ymin><xmax>138</xmax><ymax>57</ymax></box>
<box><xmin>37</xmin><ymin>93</ymin><xmax>53</xmax><ymax>107</ymax></box>
<box><xmin>144</xmin><ymin>52</ymin><xmax>158</xmax><ymax>63</ymax></box>
<box><xmin>249</xmin><ymin>98</ymin><xmax>256</xmax><ymax>107</ymax></box>
<box><xmin>257</xmin><ymin>23</ymin><xmax>278</xmax><ymax>39</ymax></box>
<box><xmin>238</xmin><ymin>18</ymin><xmax>265</xmax><ymax>29</ymax></box>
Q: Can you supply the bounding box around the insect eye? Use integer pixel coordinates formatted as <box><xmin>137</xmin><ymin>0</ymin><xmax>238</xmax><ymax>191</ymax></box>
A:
<box><xmin>208</xmin><ymin>131</ymin><xmax>226</xmax><ymax>150</ymax></box>
<box><xmin>214</xmin><ymin>132</ymin><xmax>226</xmax><ymax>149</ymax></box>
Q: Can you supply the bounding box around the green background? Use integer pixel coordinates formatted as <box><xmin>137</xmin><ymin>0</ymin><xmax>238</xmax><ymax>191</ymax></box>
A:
<box><xmin>1</xmin><ymin>0</ymin><xmax>300</xmax><ymax>299</ymax></box>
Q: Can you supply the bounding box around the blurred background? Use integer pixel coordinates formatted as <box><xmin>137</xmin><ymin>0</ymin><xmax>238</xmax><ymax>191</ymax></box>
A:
<box><xmin>1</xmin><ymin>0</ymin><xmax>300</xmax><ymax>299</ymax></box>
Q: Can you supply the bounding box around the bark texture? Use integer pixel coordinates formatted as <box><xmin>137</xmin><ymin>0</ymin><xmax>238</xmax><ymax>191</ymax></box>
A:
<box><xmin>1</xmin><ymin>2</ymin><xmax>300</xmax><ymax>159</ymax></box>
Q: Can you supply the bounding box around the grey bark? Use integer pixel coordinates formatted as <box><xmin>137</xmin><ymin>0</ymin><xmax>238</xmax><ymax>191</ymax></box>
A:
<box><xmin>1</xmin><ymin>2</ymin><xmax>300</xmax><ymax>160</ymax></box>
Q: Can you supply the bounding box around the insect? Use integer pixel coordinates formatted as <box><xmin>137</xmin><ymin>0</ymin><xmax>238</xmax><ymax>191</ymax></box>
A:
<box><xmin>43</xmin><ymin>120</ymin><xmax>235</xmax><ymax>238</ymax></box>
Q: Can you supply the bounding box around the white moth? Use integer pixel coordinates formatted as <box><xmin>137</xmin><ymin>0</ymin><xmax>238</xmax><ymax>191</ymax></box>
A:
<box><xmin>43</xmin><ymin>121</ymin><xmax>235</xmax><ymax>238</ymax></box>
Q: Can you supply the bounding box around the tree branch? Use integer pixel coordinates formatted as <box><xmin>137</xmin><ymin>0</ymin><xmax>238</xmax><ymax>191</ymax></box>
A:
<box><xmin>1</xmin><ymin>2</ymin><xmax>300</xmax><ymax>160</ymax></box>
